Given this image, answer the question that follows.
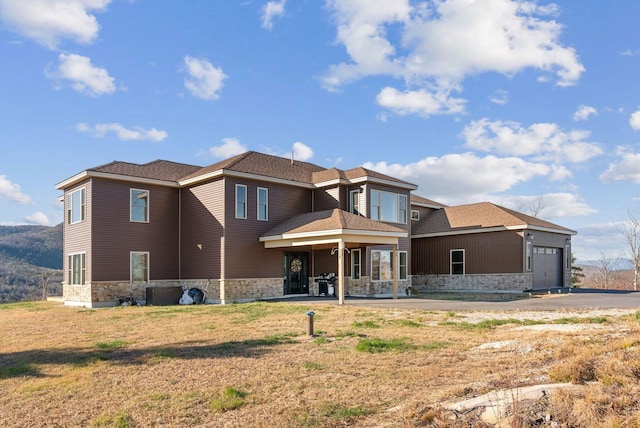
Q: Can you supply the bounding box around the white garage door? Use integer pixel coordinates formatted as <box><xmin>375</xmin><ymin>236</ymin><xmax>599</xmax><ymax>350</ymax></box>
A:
<box><xmin>533</xmin><ymin>247</ymin><xmax>563</xmax><ymax>289</ymax></box>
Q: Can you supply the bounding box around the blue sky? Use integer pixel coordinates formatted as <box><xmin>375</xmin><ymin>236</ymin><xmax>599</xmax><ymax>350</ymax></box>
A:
<box><xmin>1</xmin><ymin>0</ymin><xmax>640</xmax><ymax>263</ymax></box>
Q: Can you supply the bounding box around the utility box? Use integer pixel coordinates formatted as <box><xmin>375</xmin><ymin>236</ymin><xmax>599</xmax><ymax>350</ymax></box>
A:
<box><xmin>146</xmin><ymin>286</ymin><xmax>182</xmax><ymax>306</ymax></box>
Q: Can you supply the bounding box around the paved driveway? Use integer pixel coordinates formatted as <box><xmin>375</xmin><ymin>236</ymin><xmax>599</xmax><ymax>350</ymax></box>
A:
<box><xmin>285</xmin><ymin>290</ymin><xmax>640</xmax><ymax>312</ymax></box>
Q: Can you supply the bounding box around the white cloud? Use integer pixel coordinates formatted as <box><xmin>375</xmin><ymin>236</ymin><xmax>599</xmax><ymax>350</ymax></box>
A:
<box><xmin>629</xmin><ymin>108</ymin><xmax>640</xmax><ymax>130</ymax></box>
<box><xmin>600</xmin><ymin>149</ymin><xmax>640</xmax><ymax>184</ymax></box>
<box><xmin>183</xmin><ymin>56</ymin><xmax>227</xmax><ymax>100</ymax></box>
<box><xmin>0</xmin><ymin>175</ymin><xmax>31</xmax><ymax>204</ymax></box>
<box><xmin>363</xmin><ymin>152</ymin><xmax>559</xmax><ymax>204</ymax></box>
<box><xmin>210</xmin><ymin>138</ymin><xmax>247</xmax><ymax>158</ymax></box>
<box><xmin>571</xmin><ymin>222</ymin><xmax>628</xmax><ymax>262</ymax></box>
<box><xmin>0</xmin><ymin>0</ymin><xmax>110</xmax><ymax>50</ymax></box>
<box><xmin>261</xmin><ymin>0</ymin><xmax>286</xmax><ymax>30</ymax></box>
<box><xmin>76</xmin><ymin>122</ymin><xmax>167</xmax><ymax>142</ymax></box>
<box><xmin>490</xmin><ymin>89</ymin><xmax>509</xmax><ymax>105</ymax></box>
<box><xmin>291</xmin><ymin>142</ymin><xmax>313</xmax><ymax>161</ymax></box>
<box><xmin>46</xmin><ymin>53</ymin><xmax>116</xmax><ymax>96</ymax></box>
<box><xmin>573</xmin><ymin>105</ymin><xmax>597</xmax><ymax>121</ymax></box>
<box><xmin>323</xmin><ymin>0</ymin><xmax>584</xmax><ymax>116</ymax></box>
<box><xmin>376</xmin><ymin>86</ymin><xmax>465</xmax><ymax>117</ymax></box>
<box><xmin>462</xmin><ymin>118</ymin><xmax>603</xmax><ymax>164</ymax></box>
<box><xmin>498</xmin><ymin>193</ymin><xmax>596</xmax><ymax>219</ymax></box>
<box><xmin>25</xmin><ymin>211</ymin><xmax>50</xmax><ymax>226</ymax></box>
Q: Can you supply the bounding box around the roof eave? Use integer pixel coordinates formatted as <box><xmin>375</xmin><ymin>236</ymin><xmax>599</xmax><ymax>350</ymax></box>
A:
<box><xmin>56</xmin><ymin>170</ymin><xmax>181</xmax><ymax>190</ymax></box>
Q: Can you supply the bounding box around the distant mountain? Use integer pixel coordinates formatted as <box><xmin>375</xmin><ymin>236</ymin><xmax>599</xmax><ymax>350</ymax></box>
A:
<box><xmin>0</xmin><ymin>224</ymin><xmax>63</xmax><ymax>303</ymax></box>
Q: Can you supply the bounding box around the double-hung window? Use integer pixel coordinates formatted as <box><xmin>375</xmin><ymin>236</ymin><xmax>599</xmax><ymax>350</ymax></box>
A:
<box><xmin>130</xmin><ymin>252</ymin><xmax>149</xmax><ymax>283</ymax></box>
<box><xmin>130</xmin><ymin>189</ymin><xmax>149</xmax><ymax>222</ymax></box>
<box><xmin>351</xmin><ymin>249</ymin><xmax>361</xmax><ymax>280</ymax></box>
<box><xmin>349</xmin><ymin>190</ymin><xmax>361</xmax><ymax>215</ymax></box>
<box><xmin>450</xmin><ymin>249</ymin><xmax>465</xmax><ymax>275</ymax></box>
<box><xmin>257</xmin><ymin>187</ymin><xmax>268</xmax><ymax>221</ymax></box>
<box><xmin>68</xmin><ymin>188</ymin><xmax>86</xmax><ymax>224</ymax></box>
<box><xmin>371</xmin><ymin>250</ymin><xmax>408</xmax><ymax>281</ymax></box>
<box><xmin>236</xmin><ymin>184</ymin><xmax>247</xmax><ymax>219</ymax></box>
<box><xmin>68</xmin><ymin>253</ymin><xmax>86</xmax><ymax>285</ymax></box>
<box><xmin>370</xmin><ymin>190</ymin><xmax>407</xmax><ymax>224</ymax></box>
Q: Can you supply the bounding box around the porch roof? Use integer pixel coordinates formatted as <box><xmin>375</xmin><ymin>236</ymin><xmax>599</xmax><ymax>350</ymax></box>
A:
<box><xmin>259</xmin><ymin>209</ymin><xmax>407</xmax><ymax>248</ymax></box>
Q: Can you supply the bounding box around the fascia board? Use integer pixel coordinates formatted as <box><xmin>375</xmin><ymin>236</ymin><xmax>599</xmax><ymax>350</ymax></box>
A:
<box><xmin>56</xmin><ymin>171</ymin><xmax>179</xmax><ymax>190</ymax></box>
<box><xmin>411</xmin><ymin>201</ymin><xmax>444</xmax><ymax>209</ymax></box>
<box><xmin>412</xmin><ymin>225</ymin><xmax>577</xmax><ymax>239</ymax></box>
<box><xmin>261</xmin><ymin>233</ymin><xmax>402</xmax><ymax>248</ymax></box>
<box><xmin>349</xmin><ymin>175</ymin><xmax>418</xmax><ymax>190</ymax></box>
<box><xmin>179</xmin><ymin>169</ymin><xmax>316</xmax><ymax>189</ymax></box>
<box><xmin>260</xmin><ymin>228</ymin><xmax>407</xmax><ymax>242</ymax></box>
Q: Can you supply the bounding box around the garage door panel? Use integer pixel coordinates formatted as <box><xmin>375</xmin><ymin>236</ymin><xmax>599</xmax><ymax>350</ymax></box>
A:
<box><xmin>533</xmin><ymin>247</ymin><xmax>563</xmax><ymax>289</ymax></box>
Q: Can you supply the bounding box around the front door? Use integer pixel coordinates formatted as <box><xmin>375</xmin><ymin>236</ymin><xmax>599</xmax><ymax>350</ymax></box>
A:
<box><xmin>284</xmin><ymin>252</ymin><xmax>309</xmax><ymax>295</ymax></box>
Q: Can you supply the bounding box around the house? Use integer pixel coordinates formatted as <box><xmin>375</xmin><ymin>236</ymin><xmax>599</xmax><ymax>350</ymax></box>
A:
<box><xmin>55</xmin><ymin>151</ymin><xmax>576</xmax><ymax>308</ymax></box>
<box><xmin>410</xmin><ymin>198</ymin><xmax>576</xmax><ymax>292</ymax></box>
<box><xmin>55</xmin><ymin>151</ymin><xmax>416</xmax><ymax>307</ymax></box>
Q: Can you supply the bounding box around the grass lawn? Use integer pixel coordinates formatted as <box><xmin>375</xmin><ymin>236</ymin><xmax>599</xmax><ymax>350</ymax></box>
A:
<box><xmin>1</xmin><ymin>300</ymin><xmax>640</xmax><ymax>427</ymax></box>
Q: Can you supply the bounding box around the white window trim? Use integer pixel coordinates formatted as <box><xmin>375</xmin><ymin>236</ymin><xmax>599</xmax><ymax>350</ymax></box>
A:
<box><xmin>411</xmin><ymin>210</ymin><xmax>419</xmax><ymax>221</ymax></box>
<box><xmin>68</xmin><ymin>252</ymin><xmax>86</xmax><ymax>285</ymax></box>
<box><xmin>68</xmin><ymin>187</ymin><xmax>86</xmax><ymax>224</ymax></box>
<box><xmin>370</xmin><ymin>189</ymin><xmax>408</xmax><ymax>224</ymax></box>
<box><xmin>130</xmin><ymin>188</ymin><xmax>150</xmax><ymax>223</ymax></box>
<box><xmin>450</xmin><ymin>249</ymin><xmax>465</xmax><ymax>275</ymax></box>
<box><xmin>349</xmin><ymin>189</ymin><xmax>361</xmax><ymax>215</ymax></box>
<box><xmin>565</xmin><ymin>245</ymin><xmax>571</xmax><ymax>271</ymax></box>
<box><xmin>130</xmin><ymin>251</ymin><xmax>150</xmax><ymax>284</ymax></box>
<box><xmin>351</xmin><ymin>249</ymin><xmax>361</xmax><ymax>280</ymax></box>
<box><xmin>526</xmin><ymin>241</ymin><xmax>533</xmax><ymax>271</ymax></box>
<box><xmin>236</xmin><ymin>184</ymin><xmax>247</xmax><ymax>219</ymax></box>
<box><xmin>257</xmin><ymin>187</ymin><xmax>268</xmax><ymax>221</ymax></box>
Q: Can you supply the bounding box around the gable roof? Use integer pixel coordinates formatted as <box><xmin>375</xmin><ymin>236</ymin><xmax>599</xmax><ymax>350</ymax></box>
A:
<box><xmin>412</xmin><ymin>202</ymin><xmax>576</xmax><ymax>237</ymax></box>
<box><xmin>410</xmin><ymin>194</ymin><xmax>447</xmax><ymax>208</ymax></box>
<box><xmin>57</xmin><ymin>151</ymin><xmax>418</xmax><ymax>191</ymax></box>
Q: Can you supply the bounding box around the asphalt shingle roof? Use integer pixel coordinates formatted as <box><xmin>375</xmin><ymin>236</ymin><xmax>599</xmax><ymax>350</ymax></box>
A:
<box><xmin>411</xmin><ymin>202</ymin><xmax>575</xmax><ymax>235</ymax></box>
<box><xmin>90</xmin><ymin>160</ymin><xmax>202</xmax><ymax>182</ymax></box>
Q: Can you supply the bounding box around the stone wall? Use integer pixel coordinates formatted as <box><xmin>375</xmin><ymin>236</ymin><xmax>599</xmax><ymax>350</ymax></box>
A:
<box><xmin>309</xmin><ymin>276</ymin><xmax>411</xmax><ymax>297</ymax></box>
<box><xmin>220</xmin><ymin>278</ymin><xmax>284</xmax><ymax>303</ymax></box>
<box><xmin>411</xmin><ymin>273</ymin><xmax>533</xmax><ymax>292</ymax></box>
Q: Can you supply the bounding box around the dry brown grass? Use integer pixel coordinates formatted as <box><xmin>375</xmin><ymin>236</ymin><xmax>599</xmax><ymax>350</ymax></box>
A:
<box><xmin>1</xmin><ymin>300</ymin><xmax>640</xmax><ymax>427</ymax></box>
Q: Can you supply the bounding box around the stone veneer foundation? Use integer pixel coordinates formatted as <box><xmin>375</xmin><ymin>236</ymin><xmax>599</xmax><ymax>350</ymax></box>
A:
<box><xmin>411</xmin><ymin>273</ymin><xmax>534</xmax><ymax>293</ymax></box>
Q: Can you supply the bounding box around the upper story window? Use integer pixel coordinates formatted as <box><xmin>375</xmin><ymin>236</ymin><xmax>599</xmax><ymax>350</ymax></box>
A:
<box><xmin>370</xmin><ymin>190</ymin><xmax>407</xmax><ymax>224</ymax></box>
<box><xmin>257</xmin><ymin>187</ymin><xmax>268</xmax><ymax>221</ymax></box>
<box><xmin>68</xmin><ymin>187</ymin><xmax>86</xmax><ymax>224</ymax></box>
<box><xmin>411</xmin><ymin>210</ymin><xmax>419</xmax><ymax>221</ymax></box>
<box><xmin>450</xmin><ymin>249</ymin><xmax>465</xmax><ymax>275</ymax></box>
<box><xmin>349</xmin><ymin>190</ymin><xmax>361</xmax><ymax>215</ymax></box>
<box><xmin>236</xmin><ymin>184</ymin><xmax>247</xmax><ymax>219</ymax></box>
<box><xmin>130</xmin><ymin>189</ymin><xmax>149</xmax><ymax>223</ymax></box>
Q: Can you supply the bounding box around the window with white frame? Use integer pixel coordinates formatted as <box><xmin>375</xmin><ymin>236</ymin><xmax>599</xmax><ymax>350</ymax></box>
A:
<box><xmin>526</xmin><ymin>241</ymin><xmax>532</xmax><ymax>271</ymax></box>
<box><xmin>411</xmin><ymin>210</ymin><xmax>419</xmax><ymax>221</ymax></box>
<box><xmin>130</xmin><ymin>189</ymin><xmax>149</xmax><ymax>222</ymax></box>
<box><xmin>371</xmin><ymin>250</ymin><xmax>408</xmax><ymax>281</ymax></box>
<box><xmin>68</xmin><ymin>188</ymin><xmax>86</xmax><ymax>224</ymax></box>
<box><xmin>370</xmin><ymin>190</ymin><xmax>407</xmax><ymax>223</ymax></box>
<box><xmin>450</xmin><ymin>249</ymin><xmax>465</xmax><ymax>275</ymax></box>
<box><xmin>565</xmin><ymin>245</ymin><xmax>571</xmax><ymax>271</ymax></box>
<box><xmin>68</xmin><ymin>252</ymin><xmax>85</xmax><ymax>285</ymax></box>
<box><xmin>257</xmin><ymin>187</ymin><xmax>268</xmax><ymax>221</ymax></box>
<box><xmin>349</xmin><ymin>190</ymin><xmax>360</xmax><ymax>215</ymax></box>
<box><xmin>236</xmin><ymin>184</ymin><xmax>247</xmax><ymax>219</ymax></box>
<box><xmin>130</xmin><ymin>252</ymin><xmax>149</xmax><ymax>283</ymax></box>
<box><xmin>351</xmin><ymin>249</ymin><xmax>361</xmax><ymax>280</ymax></box>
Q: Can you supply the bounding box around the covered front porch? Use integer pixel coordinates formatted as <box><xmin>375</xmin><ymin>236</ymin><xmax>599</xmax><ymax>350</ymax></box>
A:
<box><xmin>260</xmin><ymin>209</ymin><xmax>408</xmax><ymax>305</ymax></box>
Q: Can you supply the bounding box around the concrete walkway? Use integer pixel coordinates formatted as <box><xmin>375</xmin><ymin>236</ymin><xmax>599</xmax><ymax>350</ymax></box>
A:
<box><xmin>277</xmin><ymin>289</ymin><xmax>640</xmax><ymax>312</ymax></box>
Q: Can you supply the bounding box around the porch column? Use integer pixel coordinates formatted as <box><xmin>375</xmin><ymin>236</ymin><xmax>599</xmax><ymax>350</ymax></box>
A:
<box><xmin>338</xmin><ymin>240</ymin><xmax>345</xmax><ymax>305</ymax></box>
<box><xmin>392</xmin><ymin>243</ymin><xmax>398</xmax><ymax>299</ymax></box>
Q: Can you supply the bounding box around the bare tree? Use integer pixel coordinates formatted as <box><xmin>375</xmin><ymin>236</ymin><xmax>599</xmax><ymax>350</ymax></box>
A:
<box><xmin>512</xmin><ymin>195</ymin><xmax>548</xmax><ymax>218</ymax></box>
<box><xmin>590</xmin><ymin>250</ymin><xmax>619</xmax><ymax>290</ymax></box>
<box><xmin>619</xmin><ymin>208</ymin><xmax>640</xmax><ymax>291</ymax></box>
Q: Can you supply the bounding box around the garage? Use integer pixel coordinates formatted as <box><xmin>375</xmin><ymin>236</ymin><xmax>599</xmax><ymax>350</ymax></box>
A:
<box><xmin>533</xmin><ymin>246</ymin><xmax>564</xmax><ymax>289</ymax></box>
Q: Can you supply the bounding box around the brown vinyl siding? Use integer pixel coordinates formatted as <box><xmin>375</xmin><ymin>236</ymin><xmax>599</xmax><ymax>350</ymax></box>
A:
<box><xmin>180</xmin><ymin>179</ymin><xmax>225</xmax><ymax>279</ymax></box>
<box><xmin>64</xmin><ymin>180</ymin><xmax>92</xmax><ymax>283</ymax></box>
<box><xmin>224</xmin><ymin>177</ymin><xmax>313</xmax><ymax>279</ymax></box>
<box><xmin>91</xmin><ymin>179</ymin><xmax>180</xmax><ymax>281</ymax></box>
<box><xmin>314</xmin><ymin>186</ymin><xmax>341</xmax><ymax>211</ymax></box>
<box><xmin>411</xmin><ymin>231</ymin><xmax>523</xmax><ymax>275</ymax></box>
